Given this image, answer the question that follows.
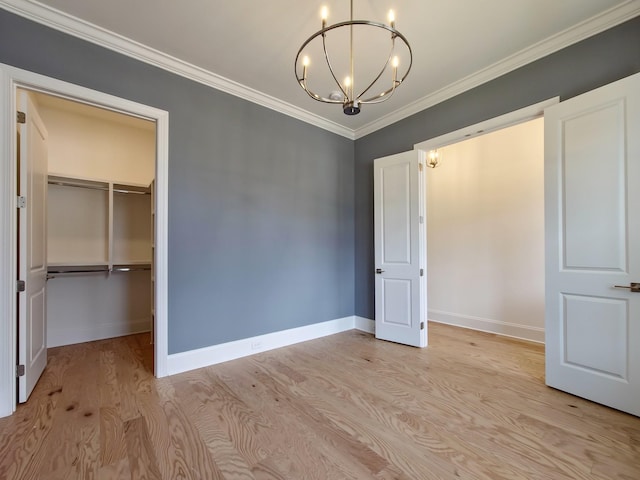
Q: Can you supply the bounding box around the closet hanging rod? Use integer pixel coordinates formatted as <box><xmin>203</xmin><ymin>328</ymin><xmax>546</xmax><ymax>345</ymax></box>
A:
<box><xmin>112</xmin><ymin>266</ymin><xmax>152</xmax><ymax>272</ymax></box>
<box><xmin>47</xmin><ymin>265</ymin><xmax>151</xmax><ymax>277</ymax></box>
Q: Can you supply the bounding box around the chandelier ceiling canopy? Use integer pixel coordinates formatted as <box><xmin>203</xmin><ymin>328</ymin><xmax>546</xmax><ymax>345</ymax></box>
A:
<box><xmin>295</xmin><ymin>1</ymin><xmax>413</xmax><ymax>116</ymax></box>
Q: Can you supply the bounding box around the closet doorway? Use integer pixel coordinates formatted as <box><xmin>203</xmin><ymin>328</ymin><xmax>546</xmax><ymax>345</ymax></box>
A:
<box><xmin>18</xmin><ymin>88</ymin><xmax>156</xmax><ymax>402</ymax></box>
<box><xmin>0</xmin><ymin>64</ymin><xmax>169</xmax><ymax>418</ymax></box>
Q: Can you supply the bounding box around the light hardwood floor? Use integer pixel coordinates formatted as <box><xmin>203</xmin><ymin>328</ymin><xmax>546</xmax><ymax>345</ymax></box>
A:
<box><xmin>1</xmin><ymin>323</ymin><xmax>639</xmax><ymax>479</ymax></box>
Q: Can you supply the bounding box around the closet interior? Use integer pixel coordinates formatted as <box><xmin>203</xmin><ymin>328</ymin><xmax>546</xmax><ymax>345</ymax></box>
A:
<box><xmin>30</xmin><ymin>91</ymin><xmax>156</xmax><ymax>348</ymax></box>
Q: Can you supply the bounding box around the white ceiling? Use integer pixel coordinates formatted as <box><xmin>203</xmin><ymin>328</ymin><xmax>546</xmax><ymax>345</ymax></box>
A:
<box><xmin>3</xmin><ymin>0</ymin><xmax>639</xmax><ymax>138</ymax></box>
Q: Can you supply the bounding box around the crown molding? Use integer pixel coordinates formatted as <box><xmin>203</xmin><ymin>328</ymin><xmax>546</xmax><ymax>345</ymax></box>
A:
<box><xmin>0</xmin><ymin>0</ymin><xmax>355</xmax><ymax>139</ymax></box>
<box><xmin>354</xmin><ymin>0</ymin><xmax>640</xmax><ymax>139</ymax></box>
<box><xmin>1</xmin><ymin>0</ymin><xmax>637</xmax><ymax>141</ymax></box>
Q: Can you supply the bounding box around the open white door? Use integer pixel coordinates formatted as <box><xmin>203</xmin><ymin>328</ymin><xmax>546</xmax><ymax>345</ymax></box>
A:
<box><xmin>17</xmin><ymin>90</ymin><xmax>48</xmax><ymax>402</ymax></box>
<box><xmin>374</xmin><ymin>150</ymin><xmax>426</xmax><ymax>347</ymax></box>
<box><xmin>545</xmin><ymin>73</ymin><xmax>640</xmax><ymax>416</ymax></box>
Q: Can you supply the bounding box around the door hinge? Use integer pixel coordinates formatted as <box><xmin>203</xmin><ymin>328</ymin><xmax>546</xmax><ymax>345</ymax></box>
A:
<box><xmin>420</xmin><ymin>322</ymin><xmax>425</xmax><ymax>330</ymax></box>
<box><xmin>17</xmin><ymin>196</ymin><xmax>26</xmax><ymax>209</ymax></box>
<box><xmin>17</xmin><ymin>111</ymin><xmax>26</xmax><ymax>124</ymax></box>
<box><xmin>16</xmin><ymin>280</ymin><xmax>25</xmax><ymax>292</ymax></box>
<box><xmin>420</xmin><ymin>268</ymin><xmax>424</xmax><ymax>276</ymax></box>
<box><xmin>419</xmin><ymin>163</ymin><xmax>423</xmax><ymax>172</ymax></box>
<box><xmin>16</xmin><ymin>364</ymin><xmax>25</xmax><ymax>377</ymax></box>
<box><xmin>419</xmin><ymin>215</ymin><xmax>423</xmax><ymax>224</ymax></box>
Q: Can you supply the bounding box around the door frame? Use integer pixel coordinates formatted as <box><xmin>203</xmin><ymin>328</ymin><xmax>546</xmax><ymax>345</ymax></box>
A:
<box><xmin>414</xmin><ymin>98</ymin><xmax>559</xmax><ymax>153</ymax></box>
<box><xmin>0</xmin><ymin>63</ymin><xmax>170</xmax><ymax>418</ymax></box>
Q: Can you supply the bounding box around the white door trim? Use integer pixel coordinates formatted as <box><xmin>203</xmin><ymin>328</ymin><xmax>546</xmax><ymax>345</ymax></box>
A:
<box><xmin>414</xmin><ymin>97</ymin><xmax>559</xmax><ymax>152</ymax></box>
<box><xmin>0</xmin><ymin>63</ymin><xmax>169</xmax><ymax>418</ymax></box>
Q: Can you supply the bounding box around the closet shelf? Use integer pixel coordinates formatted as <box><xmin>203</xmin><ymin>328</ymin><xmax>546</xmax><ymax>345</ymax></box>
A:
<box><xmin>48</xmin><ymin>175</ymin><xmax>109</xmax><ymax>191</ymax></box>
<box><xmin>47</xmin><ymin>263</ymin><xmax>109</xmax><ymax>279</ymax></box>
<box><xmin>48</xmin><ymin>263</ymin><xmax>109</xmax><ymax>272</ymax></box>
<box><xmin>48</xmin><ymin>175</ymin><xmax>151</xmax><ymax>195</ymax></box>
<box><xmin>113</xmin><ymin>183</ymin><xmax>150</xmax><ymax>195</ymax></box>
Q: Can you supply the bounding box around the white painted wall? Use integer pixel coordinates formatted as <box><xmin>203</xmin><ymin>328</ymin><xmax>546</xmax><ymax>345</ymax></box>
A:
<box><xmin>426</xmin><ymin>118</ymin><xmax>545</xmax><ymax>342</ymax></box>
<box><xmin>38</xmin><ymin>100</ymin><xmax>155</xmax><ymax>185</ymax></box>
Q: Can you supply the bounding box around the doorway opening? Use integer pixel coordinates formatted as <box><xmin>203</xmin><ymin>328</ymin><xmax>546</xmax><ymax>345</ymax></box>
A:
<box><xmin>414</xmin><ymin>98</ymin><xmax>558</xmax><ymax>345</ymax></box>
<box><xmin>424</xmin><ymin>118</ymin><xmax>545</xmax><ymax>343</ymax></box>
<box><xmin>0</xmin><ymin>64</ymin><xmax>169</xmax><ymax>418</ymax></box>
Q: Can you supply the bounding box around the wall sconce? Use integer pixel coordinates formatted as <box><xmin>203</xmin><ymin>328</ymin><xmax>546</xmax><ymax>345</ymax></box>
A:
<box><xmin>427</xmin><ymin>149</ymin><xmax>440</xmax><ymax>168</ymax></box>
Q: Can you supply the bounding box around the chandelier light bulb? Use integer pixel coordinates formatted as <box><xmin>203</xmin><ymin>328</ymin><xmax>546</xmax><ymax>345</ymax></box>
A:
<box><xmin>302</xmin><ymin>56</ymin><xmax>310</xmax><ymax>67</ymax></box>
<box><xmin>388</xmin><ymin>10</ymin><xmax>395</xmax><ymax>28</ymax></box>
<box><xmin>392</xmin><ymin>56</ymin><xmax>399</xmax><ymax>68</ymax></box>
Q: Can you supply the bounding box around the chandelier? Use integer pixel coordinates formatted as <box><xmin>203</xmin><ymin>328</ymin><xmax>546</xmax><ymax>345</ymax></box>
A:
<box><xmin>295</xmin><ymin>1</ymin><xmax>412</xmax><ymax>115</ymax></box>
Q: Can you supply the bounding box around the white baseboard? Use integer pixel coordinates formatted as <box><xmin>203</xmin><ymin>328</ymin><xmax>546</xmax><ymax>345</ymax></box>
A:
<box><xmin>167</xmin><ymin>315</ymin><xmax>359</xmax><ymax>376</ymax></box>
<box><xmin>428</xmin><ymin>310</ymin><xmax>544</xmax><ymax>343</ymax></box>
<box><xmin>354</xmin><ymin>316</ymin><xmax>375</xmax><ymax>334</ymax></box>
<box><xmin>165</xmin><ymin>311</ymin><xmax>543</xmax><ymax>378</ymax></box>
<box><xmin>47</xmin><ymin>319</ymin><xmax>151</xmax><ymax>348</ymax></box>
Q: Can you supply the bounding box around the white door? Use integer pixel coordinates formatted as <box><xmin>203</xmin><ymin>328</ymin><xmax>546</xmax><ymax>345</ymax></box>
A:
<box><xmin>545</xmin><ymin>72</ymin><xmax>640</xmax><ymax>416</ymax></box>
<box><xmin>374</xmin><ymin>150</ymin><xmax>426</xmax><ymax>347</ymax></box>
<box><xmin>17</xmin><ymin>90</ymin><xmax>49</xmax><ymax>402</ymax></box>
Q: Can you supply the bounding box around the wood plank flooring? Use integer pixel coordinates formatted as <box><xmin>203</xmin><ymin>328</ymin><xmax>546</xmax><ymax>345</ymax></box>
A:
<box><xmin>1</xmin><ymin>323</ymin><xmax>639</xmax><ymax>479</ymax></box>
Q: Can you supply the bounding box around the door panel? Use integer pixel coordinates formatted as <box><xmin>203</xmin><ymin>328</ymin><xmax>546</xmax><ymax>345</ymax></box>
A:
<box><xmin>563</xmin><ymin>294</ymin><xmax>627</xmax><ymax>378</ymax></box>
<box><xmin>18</xmin><ymin>90</ymin><xmax>48</xmax><ymax>403</ymax></box>
<box><xmin>381</xmin><ymin>162</ymin><xmax>411</xmax><ymax>263</ymax></box>
<box><xmin>545</xmin><ymin>72</ymin><xmax>639</xmax><ymax>416</ymax></box>
<box><xmin>562</xmin><ymin>100</ymin><xmax>625</xmax><ymax>270</ymax></box>
<box><xmin>374</xmin><ymin>150</ymin><xmax>426</xmax><ymax>348</ymax></box>
<box><xmin>381</xmin><ymin>279</ymin><xmax>412</xmax><ymax>326</ymax></box>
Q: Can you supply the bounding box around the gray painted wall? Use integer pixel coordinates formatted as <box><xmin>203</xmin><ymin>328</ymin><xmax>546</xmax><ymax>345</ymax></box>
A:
<box><xmin>0</xmin><ymin>10</ymin><xmax>355</xmax><ymax>354</ymax></box>
<box><xmin>354</xmin><ymin>17</ymin><xmax>640</xmax><ymax>319</ymax></box>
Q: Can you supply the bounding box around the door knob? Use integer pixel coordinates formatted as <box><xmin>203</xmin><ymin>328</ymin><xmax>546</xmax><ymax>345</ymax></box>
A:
<box><xmin>613</xmin><ymin>282</ymin><xmax>640</xmax><ymax>292</ymax></box>
<box><xmin>376</xmin><ymin>268</ymin><xmax>385</xmax><ymax>274</ymax></box>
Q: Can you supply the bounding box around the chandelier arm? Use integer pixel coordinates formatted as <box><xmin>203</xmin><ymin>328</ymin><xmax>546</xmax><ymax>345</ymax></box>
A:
<box><xmin>360</xmin><ymin>82</ymin><xmax>397</xmax><ymax>104</ymax></box>
<box><xmin>298</xmin><ymin>79</ymin><xmax>344</xmax><ymax>103</ymax></box>
<box><xmin>322</xmin><ymin>31</ymin><xmax>349</xmax><ymax>99</ymax></box>
<box><xmin>355</xmin><ymin>36</ymin><xmax>396</xmax><ymax>101</ymax></box>
<box><xmin>295</xmin><ymin>44</ymin><xmax>343</xmax><ymax>103</ymax></box>
<box><xmin>361</xmin><ymin>34</ymin><xmax>413</xmax><ymax>103</ymax></box>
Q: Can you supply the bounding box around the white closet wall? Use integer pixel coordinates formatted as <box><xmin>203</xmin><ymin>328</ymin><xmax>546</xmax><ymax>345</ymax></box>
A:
<box><xmin>40</xmin><ymin>98</ymin><xmax>155</xmax><ymax>184</ymax></box>
<box><xmin>48</xmin><ymin>182</ymin><xmax>108</xmax><ymax>265</ymax></box>
<box><xmin>38</xmin><ymin>95</ymin><xmax>155</xmax><ymax>347</ymax></box>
